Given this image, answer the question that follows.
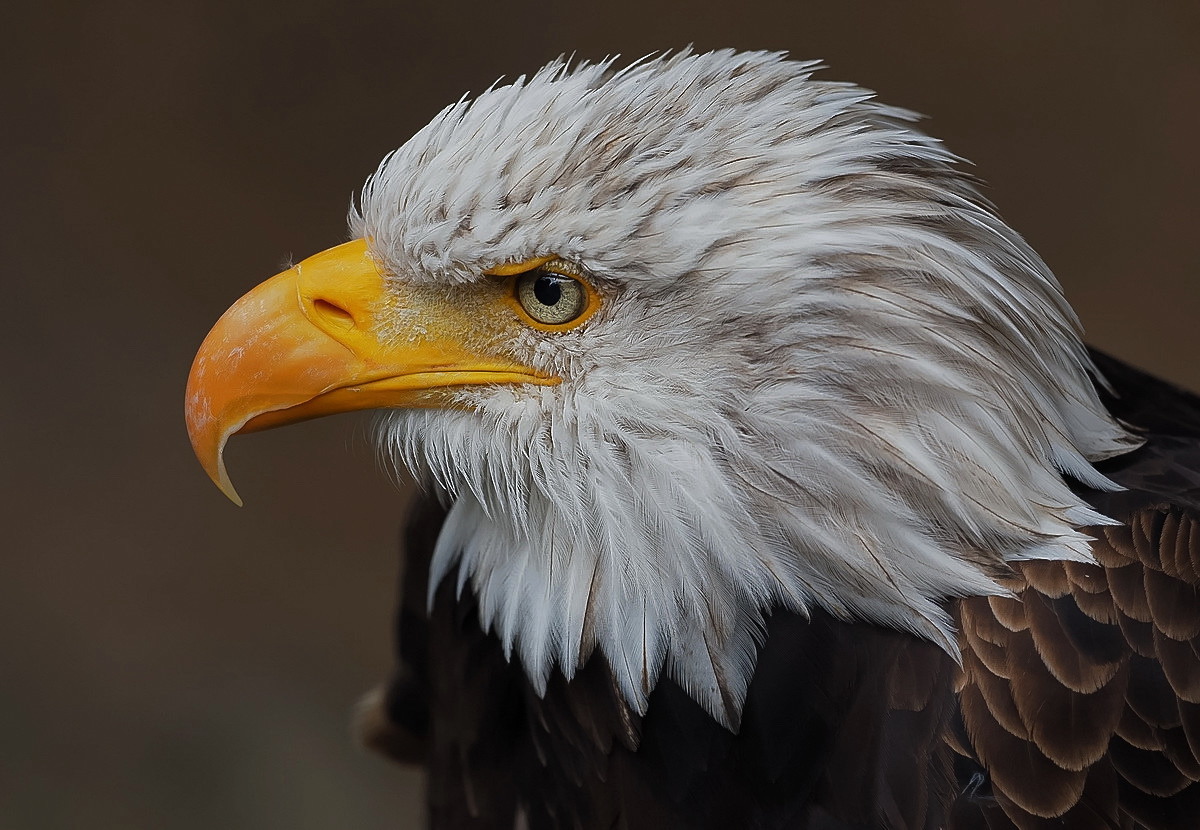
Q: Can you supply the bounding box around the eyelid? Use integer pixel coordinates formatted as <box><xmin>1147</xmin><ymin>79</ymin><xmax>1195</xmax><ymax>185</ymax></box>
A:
<box><xmin>484</xmin><ymin>255</ymin><xmax>557</xmax><ymax>277</ymax></box>
<box><xmin>539</xmin><ymin>258</ymin><xmax>582</xmax><ymax>278</ymax></box>
<box><xmin>483</xmin><ymin>254</ymin><xmax>584</xmax><ymax>280</ymax></box>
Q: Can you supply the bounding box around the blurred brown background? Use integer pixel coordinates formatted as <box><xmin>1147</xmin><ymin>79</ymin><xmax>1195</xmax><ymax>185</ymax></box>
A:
<box><xmin>3</xmin><ymin>1</ymin><xmax>1197</xmax><ymax>827</ymax></box>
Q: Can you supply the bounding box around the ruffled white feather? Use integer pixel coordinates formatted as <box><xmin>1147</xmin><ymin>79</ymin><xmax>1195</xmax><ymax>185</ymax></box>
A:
<box><xmin>353</xmin><ymin>50</ymin><xmax>1140</xmax><ymax>727</ymax></box>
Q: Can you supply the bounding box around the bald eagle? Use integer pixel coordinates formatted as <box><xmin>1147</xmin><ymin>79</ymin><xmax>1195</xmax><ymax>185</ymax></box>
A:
<box><xmin>186</xmin><ymin>51</ymin><xmax>1200</xmax><ymax>828</ymax></box>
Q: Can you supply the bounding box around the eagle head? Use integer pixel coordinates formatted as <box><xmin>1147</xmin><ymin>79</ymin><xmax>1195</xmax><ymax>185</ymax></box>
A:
<box><xmin>186</xmin><ymin>50</ymin><xmax>1138</xmax><ymax>727</ymax></box>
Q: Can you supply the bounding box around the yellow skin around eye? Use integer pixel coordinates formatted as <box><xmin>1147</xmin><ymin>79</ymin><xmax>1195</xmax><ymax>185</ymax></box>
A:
<box><xmin>486</xmin><ymin>256</ymin><xmax>603</xmax><ymax>333</ymax></box>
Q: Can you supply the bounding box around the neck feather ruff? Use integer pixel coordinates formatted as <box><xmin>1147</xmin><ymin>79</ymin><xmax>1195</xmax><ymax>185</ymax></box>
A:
<box><xmin>360</xmin><ymin>51</ymin><xmax>1140</xmax><ymax>727</ymax></box>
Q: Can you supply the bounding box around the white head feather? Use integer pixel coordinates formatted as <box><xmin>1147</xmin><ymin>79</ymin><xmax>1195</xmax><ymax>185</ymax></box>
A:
<box><xmin>351</xmin><ymin>50</ymin><xmax>1140</xmax><ymax>728</ymax></box>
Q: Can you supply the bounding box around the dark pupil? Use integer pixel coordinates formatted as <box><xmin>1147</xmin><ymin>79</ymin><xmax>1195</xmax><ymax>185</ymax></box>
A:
<box><xmin>534</xmin><ymin>275</ymin><xmax>562</xmax><ymax>306</ymax></box>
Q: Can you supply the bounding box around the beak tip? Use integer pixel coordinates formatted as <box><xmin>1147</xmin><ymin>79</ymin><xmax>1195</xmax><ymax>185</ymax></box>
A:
<box><xmin>188</xmin><ymin>415</ymin><xmax>246</xmax><ymax>507</ymax></box>
<box><xmin>210</xmin><ymin>450</ymin><xmax>245</xmax><ymax>507</ymax></box>
<box><xmin>218</xmin><ymin>476</ymin><xmax>245</xmax><ymax>507</ymax></box>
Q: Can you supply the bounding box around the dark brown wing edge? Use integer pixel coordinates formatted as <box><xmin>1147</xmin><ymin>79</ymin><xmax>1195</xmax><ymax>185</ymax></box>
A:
<box><xmin>951</xmin><ymin>350</ymin><xmax>1200</xmax><ymax>829</ymax></box>
<box><xmin>357</xmin><ymin>497</ymin><xmax>443</xmax><ymax>764</ymax></box>
<box><xmin>359</xmin><ymin>496</ymin><xmax>537</xmax><ymax>827</ymax></box>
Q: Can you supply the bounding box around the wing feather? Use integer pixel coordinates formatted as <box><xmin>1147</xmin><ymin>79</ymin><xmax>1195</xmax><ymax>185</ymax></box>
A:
<box><xmin>953</xmin><ymin>352</ymin><xmax>1200</xmax><ymax>827</ymax></box>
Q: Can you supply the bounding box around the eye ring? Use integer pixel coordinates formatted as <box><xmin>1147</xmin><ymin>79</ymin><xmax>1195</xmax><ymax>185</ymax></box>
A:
<box><xmin>516</xmin><ymin>270</ymin><xmax>587</xmax><ymax>325</ymax></box>
<box><xmin>487</xmin><ymin>256</ymin><xmax>601</xmax><ymax>330</ymax></box>
<box><xmin>506</xmin><ymin>260</ymin><xmax>602</xmax><ymax>329</ymax></box>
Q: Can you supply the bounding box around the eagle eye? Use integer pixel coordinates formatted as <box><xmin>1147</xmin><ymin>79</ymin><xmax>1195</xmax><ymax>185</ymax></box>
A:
<box><xmin>516</xmin><ymin>268</ymin><xmax>588</xmax><ymax>326</ymax></box>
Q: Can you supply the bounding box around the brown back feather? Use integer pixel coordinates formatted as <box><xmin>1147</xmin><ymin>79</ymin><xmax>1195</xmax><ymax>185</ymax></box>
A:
<box><xmin>951</xmin><ymin>352</ymin><xmax>1200</xmax><ymax>828</ymax></box>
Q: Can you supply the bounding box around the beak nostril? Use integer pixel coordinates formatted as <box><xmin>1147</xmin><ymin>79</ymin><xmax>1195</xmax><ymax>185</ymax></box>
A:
<box><xmin>312</xmin><ymin>298</ymin><xmax>355</xmax><ymax>327</ymax></box>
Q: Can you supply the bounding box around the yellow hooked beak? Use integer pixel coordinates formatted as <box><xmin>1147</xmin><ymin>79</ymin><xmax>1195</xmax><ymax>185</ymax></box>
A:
<box><xmin>184</xmin><ymin>239</ymin><xmax>558</xmax><ymax>505</ymax></box>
